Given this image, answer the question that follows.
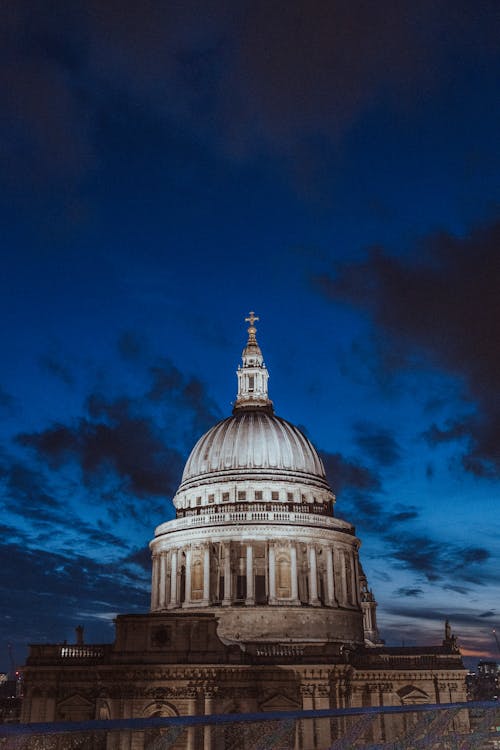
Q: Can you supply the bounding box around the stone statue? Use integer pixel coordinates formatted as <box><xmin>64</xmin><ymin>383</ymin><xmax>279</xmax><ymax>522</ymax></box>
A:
<box><xmin>76</xmin><ymin>625</ymin><xmax>84</xmax><ymax>645</ymax></box>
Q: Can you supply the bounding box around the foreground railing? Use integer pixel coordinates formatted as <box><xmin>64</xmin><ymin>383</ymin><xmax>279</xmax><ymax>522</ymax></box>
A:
<box><xmin>1</xmin><ymin>701</ymin><xmax>499</xmax><ymax>749</ymax></box>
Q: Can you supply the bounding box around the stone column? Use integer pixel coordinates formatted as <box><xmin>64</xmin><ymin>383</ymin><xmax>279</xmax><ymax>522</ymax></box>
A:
<box><xmin>204</xmin><ymin>693</ymin><xmax>214</xmax><ymax>750</ymax></box>
<box><xmin>326</xmin><ymin>546</ymin><xmax>335</xmax><ymax>606</ymax></box>
<box><xmin>245</xmin><ymin>543</ymin><xmax>254</xmax><ymax>605</ymax></box>
<box><xmin>222</xmin><ymin>543</ymin><xmax>232</xmax><ymax>606</ymax></box>
<box><xmin>316</xmin><ymin>685</ymin><xmax>332</xmax><ymax>747</ymax></box>
<box><xmin>308</xmin><ymin>545</ymin><xmax>320</xmax><ymax>606</ymax></box>
<box><xmin>349</xmin><ymin>551</ymin><xmax>357</xmax><ymax>606</ymax></box>
<box><xmin>186</xmin><ymin>695</ymin><xmax>197</xmax><ymax>750</ymax></box>
<box><xmin>203</xmin><ymin>545</ymin><xmax>210</xmax><ymax>605</ymax></box>
<box><xmin>268</xmin><ymin>542</ymin><xmax>276</xmax><ymax>603</ymax></box>
<box><xmin>339</xmin><ymin>549</ymin><xmax>348</xmax><ymax>605</ymax></box>
<box><xmin>290</xmin><ymin>543</ymin><xmax>299</xmax><ymax>603</ymax></box>
<box><xmin>353</xmin><ymin>551</ymin><xmax>361</xmax><ymax>606</ymax></box>
<box><xmin>158</xmin><ymin>552</ymin><xmax>167</xmax><ymax>609</ymax></box>
<box><xmin>168</xmin><ymin>549</ymin><xmax>178</xmax><ymax>608</ymax></box>
<box><xmin>184</xmin><ymin>547</ymin><xmax>192</xmax><ymax>607</ymax></box>
<box><xmin>150</xmin><ymin>554</ymin><xmax>159</xmax><ymax>610</ymax></box>
<box><xmin>300</xmin><ymin>685</ymin><xmax>315</xmax><ymax>749</ymax></box>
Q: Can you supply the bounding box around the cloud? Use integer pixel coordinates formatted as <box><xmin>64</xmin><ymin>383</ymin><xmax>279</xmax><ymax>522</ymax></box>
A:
<box><xmin>0</xmin><ymin>387</ymin><xmax>16</xmax><ymax>416</ymax></box>
<box><xmin>2</xmin><ymin>459</ymin><xmax>64</xmax><ymax>524</ymax></box>
<box><xmin>394</xmin><ymin>587</ymin><xmax>423</xmax><ymax>598</ymax></box>
<box><xmin>386</xmin><ymin>531</ymin><xmax>491</xmax><ymax>584</ymax></box>
<box><xmin>320</xmin><ymin>449</ymin><xmax>420</xmax><ymax>536</ymax></box>
<box><xmin>125</xmin><ymin>546</ymin><xmax>152</xmax><ymax>572</ymax></box>
<box><xmin>0</xmin><ymin>539</ymin><xmax>150</xmax><ymax>661</ymax></box>
<box><xmin>18</xmin><ymin>398</ymin><xmax>183</xmax><ymax>499</ymax></box>
<box><xmin>147</xmin><ymin>358</ymin><xmax>221</xmax><ymax>436</ymax></box>
<box><xmin>315</xmin><ymin>216</ymin><xmax>500</xmax><ymax>477</ymax></box>
<box><xmin>2</xmin><ymin>0</ymin><xmax>498</xmax><ymax>198</ymax></box>
<box><xmin>39</xmin><ymin>353</ymin><xmax>75</xmax><ymax>386</ymax></box>
<box><xmin>321</xmin><ymin>450</ymin><xmax>381</xmax><ymax>496</ymax></box>
<box><xmin>117</xmin><ymin>331</ymin><xmax>147</xmax><ymax>362</ymax></box>
<box><xmin>353</xmin><ymin>421</ymin><xmax>400</xmax><ymax>466</ymax></box>
<box><xmin>14</xmin><ymin>353</ymin><xmax>219</xmax><ymax>529</ymax></box>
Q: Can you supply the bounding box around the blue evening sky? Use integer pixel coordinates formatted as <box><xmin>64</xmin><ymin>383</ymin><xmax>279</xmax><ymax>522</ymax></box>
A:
<box><xmin>1</xmin><ymin>0</ymin><xmax>499</xmax><ymax>671</ymax></box>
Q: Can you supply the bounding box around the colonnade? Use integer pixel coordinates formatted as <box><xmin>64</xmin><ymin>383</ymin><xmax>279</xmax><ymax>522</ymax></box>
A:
<box><xmin>151</xmin><ymin>540</ymin><xmax>361</xmax><ymax>611</ymax></box>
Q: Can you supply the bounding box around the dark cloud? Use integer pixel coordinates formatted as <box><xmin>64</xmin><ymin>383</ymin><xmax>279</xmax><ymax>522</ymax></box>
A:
<box><xmin>386</xmin><ymin>532</ymin><xmax>491</xmax><ymax>583</ymax></box>
<box><xmin>39</xmin><ymin>353</ymin><xmax>75</xmax><ymax>386</ymax></box>
<box><xmin>321</xmin><ymin>450</ymin><xmax>381</xmax><ymax>496</ymax></box>
<box><xmin>147</xmin><ymin>358</ymin><xmax>221</xmax><ymax>436</ymax></box>
<box><xmin>0</xmin><ymin>387</ymin><xmax>16</xmax><ymax>415</ymax></box>
<box><xmin>18</xmin><ymin>398</ymin><xmax>183</xmax><ymax>499</ymax></box>
<box><xmin>353</xmin><ymin>421</ymin><xmax>400</xmax><ymax>466</ymax></box>
<box><xmin>14</xmin><ymin>354</ymin><xmax>218</xmax><ymax>517</ymax></box>
<box><xmin>315</xmin><ymin>217</ymin><xmax>500</xmax><ymax>477</ymax></box>
<box><xmin>443</xmin><ymin>584</ymin><xmax>470</xmax><ymax>595</ymax></box>
<box><xmin>0</xmin><ymin>539</ymin><xmax>149</xmax><ymax>663</ymax></box>
<box><xmin>2</xmin><ymin>460</ymin><xmax>63</xmax><ymax>524</ymax></box>
<box><xmin>394</xmin><ymin>587</ymin><xmax>423</xmax><ymax>598</ymax></box>
<box><xmin>382</xmin><ymin>604</ymin><xmax>495</xmax><ymax>633</ymax></box>
<box><xmin>2</xmin><ymin>0</ymin><xmax>498</xmax><ymax>196</ymax></box>
<box><xmin>125</xmin><ymin>547</ymin><xmax>152</xmax><ymax>572</ymax></box>
<box><xmin>117</xmin><ymin>331</ymin><xmax>147</xmax><ymax>362</ymax></box>
<box><xmin>321</xmin><ymin>450</ymin><xmax>421</xmax><ymax>537</ymax></box>
<box><xmin>478</xmin><ymin>610</ymin><xmax>496</xmax><ymax>618</ymax></box>
<box><xmin>387</xmin><ymin>510</ymin><xmax>418</xmax><ymax>524</ymax></box>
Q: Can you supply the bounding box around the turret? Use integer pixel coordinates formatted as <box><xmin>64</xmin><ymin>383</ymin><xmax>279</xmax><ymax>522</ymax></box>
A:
<box><xmin>233</xmin><ymin>312</ymin><xmax>274</xmax><ymax>414</ymax></box>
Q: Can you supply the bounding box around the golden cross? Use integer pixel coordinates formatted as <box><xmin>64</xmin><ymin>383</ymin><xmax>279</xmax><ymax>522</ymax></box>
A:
<box><xmin>245</xmin><ymin>311</ymin><xmax>259</xmax><ymax>327</ymax></box>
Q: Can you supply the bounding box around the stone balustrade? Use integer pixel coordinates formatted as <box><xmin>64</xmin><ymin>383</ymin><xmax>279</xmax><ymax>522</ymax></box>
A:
<box><xmin>156</xmin><ymin>509</ymin><xmax>353</xmax><ymax>536</ymax></box>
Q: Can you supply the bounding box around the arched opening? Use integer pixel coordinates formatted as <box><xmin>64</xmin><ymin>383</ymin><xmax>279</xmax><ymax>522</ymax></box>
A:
<box><xmin>142</xmin><ymin>702</ymin><xmax>184</xmax><ymax>750</ymax></box>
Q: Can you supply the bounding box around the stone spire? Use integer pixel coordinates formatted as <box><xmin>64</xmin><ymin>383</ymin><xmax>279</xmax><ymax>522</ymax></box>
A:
<box><xmin>233</xmin><ymin>312</ymin><xmax>274</xmax><ymax>414</ymax></box>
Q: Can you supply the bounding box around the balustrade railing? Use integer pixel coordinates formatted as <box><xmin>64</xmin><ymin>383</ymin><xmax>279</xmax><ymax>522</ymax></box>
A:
<box><xmin>159</xmin><ymin>509</ymin><xmax>351</xmax><ymax>535</ymax></box>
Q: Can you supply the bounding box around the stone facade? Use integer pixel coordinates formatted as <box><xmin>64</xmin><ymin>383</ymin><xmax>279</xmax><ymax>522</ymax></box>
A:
<box><xmin>21</xmin><ymin>314</ymin><xmax>468</xmax><ymax>747</ymax></box>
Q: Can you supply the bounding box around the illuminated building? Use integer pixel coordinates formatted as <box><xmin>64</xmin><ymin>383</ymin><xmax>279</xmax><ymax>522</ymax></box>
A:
<box><xmin>22</xmin><ymin>314</ymin><xmax>468</xmax><ymax>748</ymax></box>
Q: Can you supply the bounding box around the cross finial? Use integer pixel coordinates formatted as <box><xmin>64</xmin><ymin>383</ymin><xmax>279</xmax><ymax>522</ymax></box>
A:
<box><xmin>245</xmin><ymin>311</ymin><xmax>259</xmax><ymax>327</ymax></box>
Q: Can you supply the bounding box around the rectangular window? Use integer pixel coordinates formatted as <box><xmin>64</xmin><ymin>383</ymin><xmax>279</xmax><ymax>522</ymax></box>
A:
<box><xmin>208</xmin><ymin>494</ymin><xmax>215</xmax><ymax>504</ymax></box>
<box><xmin>271</xmin><ymin>491</ymin><xmax>279</xmax><ymax>501</ymax></box>
<box><xmin>222</xmin><ymin>492</ymin><xmax>230</xmax><ymax>502</ymax></box>
<box><xmin>237</xmin><ymin>491</ymin><xmax>246</xmax><ymax>501</ymax></box>
<box><xmin>248</xmin><ymin>375</ymin><xmax>254</xmax><ymax>392</ymax></box>
<box><xmin>236</xmin><ymin>575</ymin><xmax>247</xmax><ymax>600</ymax></box>
<box><xmin>255</xmin><ymin>491</ymin><xmax>263</xmax><ymax>501</ymax></box>
<box><xmin>196</xmin><ymin>496</ymin><xmax>202</xmax><ymax>506</ymax></box>
<box><xmin>287</xmin><ymin>492</ymin><xmax>294</xmax><ymax>502</ymax></box>
<box><xmin>255</xmin><ymin>575</ymin><xmax>267</xmax><ymax>604</ymax></box>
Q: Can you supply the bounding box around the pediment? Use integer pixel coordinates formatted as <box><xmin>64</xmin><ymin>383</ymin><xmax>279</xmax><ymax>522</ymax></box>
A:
<box><xmin>396</xmin><ymin>685</ymin><xmax>430</xmax><ymax>704</ymax></box>
<box><xmin>260</xmin><ymin>693</ymin><xmax>300</xmax><ymax>711</ymax></box>
<box><xmin>56</xmin><ymin>693</ymin><xmax>94</xmax><ymax>721</ymax></box>
<box><xmin>57</xmin><ymin>693</ymin><xmax>93</xmax><ymax>708</ymax></box>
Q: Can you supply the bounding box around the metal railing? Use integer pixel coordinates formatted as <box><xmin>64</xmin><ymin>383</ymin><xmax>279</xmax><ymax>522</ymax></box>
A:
<box><xmin>1</xmin><ymin>700</ymin><xmax>499</xmax><ymax>749</ymax></box>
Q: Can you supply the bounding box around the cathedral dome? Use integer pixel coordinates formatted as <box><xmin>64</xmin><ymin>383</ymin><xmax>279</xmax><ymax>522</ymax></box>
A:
<box><xmin>172</xmin><ymin>313</ymin><xmax>334</xmax><ymax>509</ymax></box>
<box><xmin>181</xmin><ymin>411</ymin><xmax>326</xmax><ymax>483</ymax></box>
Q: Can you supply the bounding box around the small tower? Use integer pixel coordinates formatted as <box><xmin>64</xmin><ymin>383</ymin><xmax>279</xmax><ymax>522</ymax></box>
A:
<box><xmin>233</xmin><ymin>312</ymin><xmax>274</xmax><ymax>414</ymax></box>
<box><xmin>359</xmin><ymin>565</ymin><xmax>382</xmax><ymax>645</ymax></box>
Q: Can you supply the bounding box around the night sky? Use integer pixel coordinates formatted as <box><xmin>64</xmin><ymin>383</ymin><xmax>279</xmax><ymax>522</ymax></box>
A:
<box><xmin>1</xmin><ymin>1</ymin><xmax>499</xmax><ymax>672</ymax></box>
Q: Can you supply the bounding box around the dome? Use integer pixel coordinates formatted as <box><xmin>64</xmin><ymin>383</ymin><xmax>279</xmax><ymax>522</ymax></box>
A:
<box><xmin>172</xmin><ymin>313</ymin><xmax>335</xmax><ymax>509</ymax></box>
<box><xmin>181</xmin><ymin>411</ymin><xmax>326</xmax><ymax>484</ymax></box>
<box><xmin>151</xmin><ymin>313</ymin><xmax>364</xmax><ymax>650</ymax></box>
